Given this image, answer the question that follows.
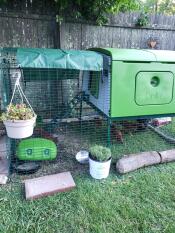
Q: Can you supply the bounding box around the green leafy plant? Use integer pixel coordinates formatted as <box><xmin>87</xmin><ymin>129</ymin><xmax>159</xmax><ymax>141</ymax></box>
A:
<box><xmin>1</xmin><ymin>104</ymin><xmax>34</xmax><ymax>121</ymax></box>
<box><xmin>136</xmin><ymin>12</ymin><xmax>149</xmax><ymax>27</ymax></box>
<box><xmin>89</xmin><ymin>145</ymin><xmax>111</xmax><ymax>162</ymax></box>
<box><xmin>55</xmin><ymin>0</ymin><xmax>141</xmax><ymax>25</ymax></box>
<box><xmin>0</xmin><ymin>0</ymin><xmax>142</xmax><ymax>25</ymax></box>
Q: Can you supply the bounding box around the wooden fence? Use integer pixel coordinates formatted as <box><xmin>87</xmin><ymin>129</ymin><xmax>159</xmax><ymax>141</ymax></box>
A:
<box><xmin>0</xmin><ymin>11</ymin><xmax>175</xmax><ymax>50</ymax></box>
<box><xmin>60</xmin><ymin>12</ymin><xmax>175</xmax><ymax>50</ymax></box>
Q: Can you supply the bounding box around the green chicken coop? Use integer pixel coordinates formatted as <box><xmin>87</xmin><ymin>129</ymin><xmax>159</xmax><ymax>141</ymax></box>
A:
<box><xmin>1</xmin><ymin>47</ymin><xmax>175</xmax><ymax>151</ymax></box>
<box><xmin>84</xmin><ymin>48</ymin><xmax>175</xmax><ymax>119</ymax></box>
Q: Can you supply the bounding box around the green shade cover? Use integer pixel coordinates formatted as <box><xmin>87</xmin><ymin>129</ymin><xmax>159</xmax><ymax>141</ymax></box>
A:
<box><xmin>16</xmin><ymin>48</ymin><xmax>103</xmax><ymax>71</ymax></box>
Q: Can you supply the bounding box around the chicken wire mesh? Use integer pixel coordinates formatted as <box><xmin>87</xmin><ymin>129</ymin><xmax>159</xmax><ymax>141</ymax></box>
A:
<box><xmin>0</xmin><ymin>49</ymin><xmax>175</xmax><ymax>178</ymax></box>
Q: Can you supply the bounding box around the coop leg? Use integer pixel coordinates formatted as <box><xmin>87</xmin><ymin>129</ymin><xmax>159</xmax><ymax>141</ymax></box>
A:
<box><xmin>9</xmin><ymin>139</ymin><xmax>16</xmax><ymax>174</ymax></box>
<box><xmin>107</xmin><ymin>118</ymin><xmax>111</xmax><ymax>147</ymax></box>
<box><xmin>79</xmin><ymin>95</ymin><xmax>83</xmax><ymax>144</ymax></box>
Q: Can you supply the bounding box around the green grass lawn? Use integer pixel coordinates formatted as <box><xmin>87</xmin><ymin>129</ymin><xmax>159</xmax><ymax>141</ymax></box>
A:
<box><xmin>1</xmin><ymin>123</ymin><xmax>175</xmax><ymax>233</ymax></box>
<box><xmin>1</xmin><ymin>164</ymin><xmax>175</xmax><ymax>233</ymax></box>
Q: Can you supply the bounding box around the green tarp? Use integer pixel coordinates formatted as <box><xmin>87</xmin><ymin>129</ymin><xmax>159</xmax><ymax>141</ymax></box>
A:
<box><xmin>16</xmin><ymin>48</ymin><xmax>103</xmax><ymax>71</ymax></box>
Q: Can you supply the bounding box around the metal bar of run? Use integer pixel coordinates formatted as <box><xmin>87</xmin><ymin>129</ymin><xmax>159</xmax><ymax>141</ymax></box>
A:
<box><xmin>107</xmin><ymin>117</ymin><xmax>111</xmax><ymax>148</ymax></box>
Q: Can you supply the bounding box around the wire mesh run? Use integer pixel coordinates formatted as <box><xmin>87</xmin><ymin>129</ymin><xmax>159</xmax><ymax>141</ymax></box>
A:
<box><xmin>1</xmin><ymin>51</ymin><xmax>175</xmax><ymax>177</ymax></box>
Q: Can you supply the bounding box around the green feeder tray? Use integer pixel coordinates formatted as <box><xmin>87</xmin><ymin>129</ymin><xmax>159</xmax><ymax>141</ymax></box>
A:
<box><xmin>17</xmin><ymin>138</ymin><xmax>57</xmax><ymax>161</ymax></box>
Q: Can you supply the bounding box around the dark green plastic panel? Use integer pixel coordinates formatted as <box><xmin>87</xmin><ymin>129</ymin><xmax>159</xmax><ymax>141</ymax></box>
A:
<box><xmin>17</xmin><ymin>138</ymin><xmax>57</xmax><ymax>161</ymax></box>
<box><xmin>23</xmin><ymin>68</ymin><xmax>79</xmax><ymax>82</ymax></box>
<box><xmin>88</xmin><ymin>71</ymin><xmax>100</xmax><ymax>98</ymax></box>
<box><xmin>135</xmin><ymin>71</ymin><xmax>174</xmax><ymax>105</ymax></box>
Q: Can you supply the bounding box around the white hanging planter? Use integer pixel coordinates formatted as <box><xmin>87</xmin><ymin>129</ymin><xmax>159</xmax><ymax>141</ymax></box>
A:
<box><xmin>3</xmin><ymin>115</ymin><xmax>36</xmax><ymax>139</ymax></box>
<box><xmin>2</xmin><ymin>70</ymin><xmax>37</xmax><ymax>139</ymax></box>
<box><xmin>89</xmin><ymin>156</ymin><xmax>111</xmax><ymax>179</ymax></box>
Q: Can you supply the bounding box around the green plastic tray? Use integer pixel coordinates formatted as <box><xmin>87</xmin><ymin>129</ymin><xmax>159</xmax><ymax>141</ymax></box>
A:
<box><xmin>17</xmin><ymin>138</ymin><xmax>57</xmax><ymax>161</ymax></box>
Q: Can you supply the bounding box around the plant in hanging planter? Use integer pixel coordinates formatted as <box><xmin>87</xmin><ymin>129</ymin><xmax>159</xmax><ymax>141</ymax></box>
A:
<box><xmin>1</xmin><ymin>103</ymin><xmax>37</xmax><ymax>139</ymax></box>
<box><xmin>89</xmin><ymin>145</ymin><xmax>112</xmax><ymax>179</ymax></box>
<box><xmin>1</xmin><ymin>104</ymin><xmax>34</xmax><ymax>121</ymax></box>
<box><xmin>1</xmin><ymin>71</ymin><xmax>37</xmax><ymax>139</ymax></box>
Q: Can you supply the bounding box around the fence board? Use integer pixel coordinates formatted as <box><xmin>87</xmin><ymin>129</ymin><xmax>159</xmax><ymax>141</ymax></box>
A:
<box><xmin>0</xmin><ymin>12</ymin><xmax>57</xmax><ymax>48</ymax></box>
<box><xmin>60</xmin><ymin>23</ymin><xmax>82</xmax><ymax>49</ymax></box>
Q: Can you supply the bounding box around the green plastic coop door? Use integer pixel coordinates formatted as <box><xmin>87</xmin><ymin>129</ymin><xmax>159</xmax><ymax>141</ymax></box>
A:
<box><xmin>135</xmin><ymin>71</ymin><xmax>174</xmax><ymax>105</ymax></box>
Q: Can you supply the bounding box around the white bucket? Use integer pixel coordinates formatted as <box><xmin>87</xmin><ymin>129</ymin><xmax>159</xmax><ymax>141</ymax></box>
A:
<box><xmin>3</xmin><ymin>116</ymin><xmax>36</xmax><ymax>139</ymax></box>
<box><xmin>89</xmin><ymin>157</ymin><xmax>111</xmax><ymax>179</ymax></box>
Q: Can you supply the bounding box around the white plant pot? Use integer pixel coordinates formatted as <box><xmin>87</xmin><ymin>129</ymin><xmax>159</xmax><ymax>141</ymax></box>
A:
<box><xmin>89</xmin><ymin>156</ymin><xmax>111</xmax><ymax>179</ymax></box>
<box><xmin>3</xmin><ymin>116</ymin><xmax>36</xmax><ymax>139</ymax></box>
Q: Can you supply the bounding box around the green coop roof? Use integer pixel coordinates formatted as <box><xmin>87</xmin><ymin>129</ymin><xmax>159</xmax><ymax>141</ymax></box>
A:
<box><xmin>146</xmin><ymin>49</ymin><xmax>175</xmax><ymax>63</ymax></box>
<box><xmin>92</xmin><ymin>48</ymin><xmax>175</xmax><ymax>63</ymax></box>
<box><xmin>15</xmin><ymin>48</ymin><xmax>103</xmax><ymax>71</ymax></box>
